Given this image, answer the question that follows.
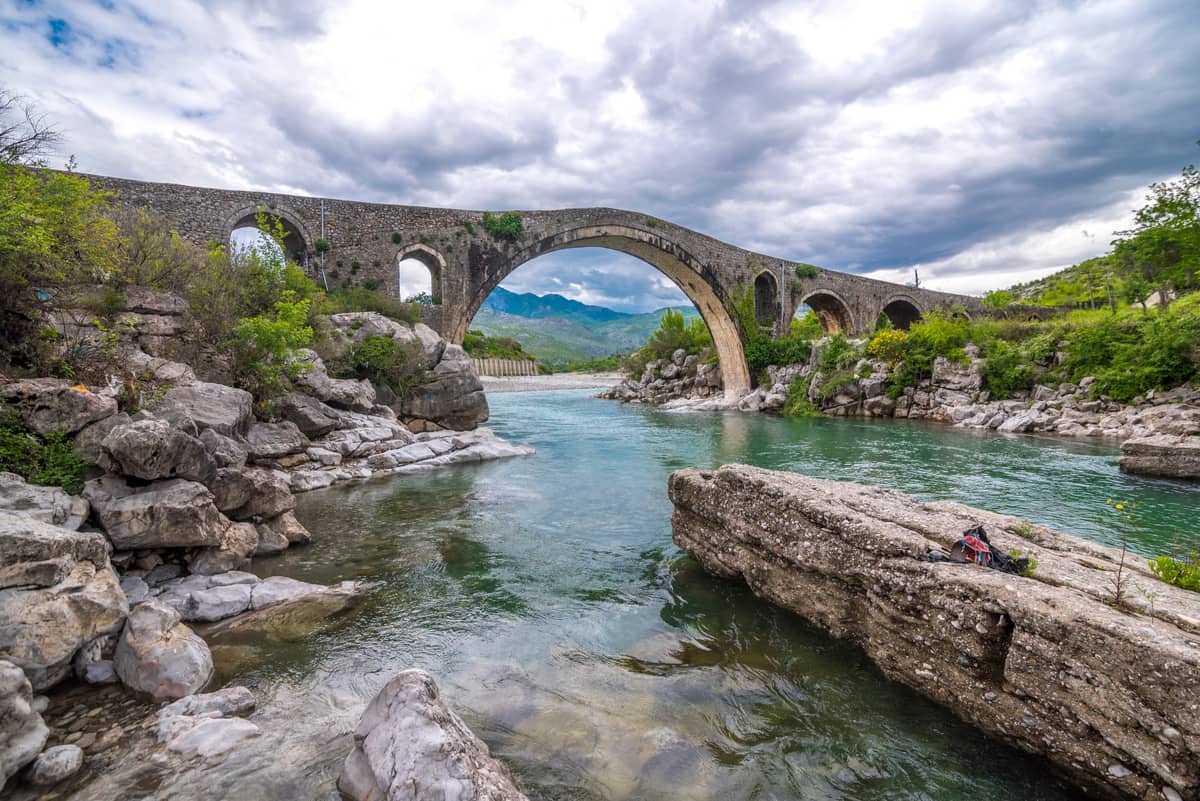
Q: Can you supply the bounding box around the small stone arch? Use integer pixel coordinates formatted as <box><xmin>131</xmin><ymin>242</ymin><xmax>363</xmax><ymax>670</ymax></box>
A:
<box><xmin>395</xmin><ymin>243</ymin><xmax>445</xmax><ymax>303</ymax></box>
<box><xmin>801</xmin><ymin>289</ymin><xmax>855</xmax><ymax>335</ymax></box>
<box><xmin>881</xmin><ymin>295</ymin><xmax>923</xmax><ymax>330</ymax></box>
<box><xmin>223</xmin><ymin>204</ymin><xmax>314</xmax><ymax>265</ymax></box>
<box><xmin>753</xmin><ymin>270</ymin><xmax>780</xmax><ymax>329</ymax></box>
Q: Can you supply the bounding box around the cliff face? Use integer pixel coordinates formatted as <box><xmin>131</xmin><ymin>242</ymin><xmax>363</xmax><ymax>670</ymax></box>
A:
<box><xmin>669</xmin><ymin>465</ymin><xmax>1200</xmax><ymax>801</ymax></box>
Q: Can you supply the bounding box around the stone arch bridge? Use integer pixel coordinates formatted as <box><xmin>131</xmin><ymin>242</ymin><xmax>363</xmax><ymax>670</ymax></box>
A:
<box><xmin>86</xmin><ymin>174</ymin><xmax>984</xmax><ymax>396</ymax></box>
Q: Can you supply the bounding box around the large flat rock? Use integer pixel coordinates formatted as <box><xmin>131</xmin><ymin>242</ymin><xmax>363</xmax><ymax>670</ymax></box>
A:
<box><xmin>669</xmin><ymin>464</ymin><xmax>1200</xmax><ymax>801</ymax></box>
<box><xmin>1119</xmin><ymin>434</ymin><xmax>1200</xmax><ymax>481</ymax></box>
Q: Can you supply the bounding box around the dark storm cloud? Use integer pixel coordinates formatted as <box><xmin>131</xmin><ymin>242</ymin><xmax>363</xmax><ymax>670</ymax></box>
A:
<box><xmin>3</xmin><ymin>0</ymin><xmax>1199</xmax><ymax>303</ymax></box>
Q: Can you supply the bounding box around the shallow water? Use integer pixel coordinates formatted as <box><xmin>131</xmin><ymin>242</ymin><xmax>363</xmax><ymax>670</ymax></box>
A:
<box><xmin>84</xmin><ymin>391</ymin><xmax>1200</xmax><ymax>800</ymax></box>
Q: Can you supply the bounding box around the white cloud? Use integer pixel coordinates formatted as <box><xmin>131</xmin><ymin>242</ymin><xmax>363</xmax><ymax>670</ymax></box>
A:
<box><xmin>0</xmin><ymin>0</ymin><xmax>1196</xmax><ymax>311</ymax></box>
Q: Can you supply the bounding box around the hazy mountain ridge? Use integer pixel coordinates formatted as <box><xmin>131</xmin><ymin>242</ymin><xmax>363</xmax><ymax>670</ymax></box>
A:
<box><xmin>472</xmin><ymin>289</ymin><xmax>700</xmax><ymax>366</ymax></box>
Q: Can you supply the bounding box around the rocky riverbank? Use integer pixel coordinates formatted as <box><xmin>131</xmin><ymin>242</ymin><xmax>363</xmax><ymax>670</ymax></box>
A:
<box><xmin>669</xmin><ymin>464</ymin><xmax>1200</xmax><ymax>801</ymax></box>
<box><xmin>602</xmin><ymin>339</ymin><xmax>1200</xmax><ymax>481</ymax></box>
<box><xmin>0</xmin><ymin>293</ymin><xmax>534</xmax><ymax>793</ymax></box>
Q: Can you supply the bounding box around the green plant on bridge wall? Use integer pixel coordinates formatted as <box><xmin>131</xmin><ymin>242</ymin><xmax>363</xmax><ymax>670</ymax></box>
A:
<box><xmin>481</xmin><ymin>211</ymin><xmax>523</xmax><ymax>242</ymax></box>
<box><xmin>794</xmin><ymin>263</ymin><xmax>819</xmax><ymax>279</ymax></box>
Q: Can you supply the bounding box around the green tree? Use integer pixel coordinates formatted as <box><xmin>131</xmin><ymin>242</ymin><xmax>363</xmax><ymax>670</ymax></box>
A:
<box><xmin>1112</xmin><ymin>151</ymin><xmax>1200</xmax><ymax>304</ymax></box>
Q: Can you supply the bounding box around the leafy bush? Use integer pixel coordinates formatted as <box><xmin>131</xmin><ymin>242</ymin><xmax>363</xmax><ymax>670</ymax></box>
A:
<box><xmin>791</xmin><ymin>311</ymin><xmax>823</xmax><ymax>339</ymax></box>
<box><xmin>0</xmin><ymin>411</ymin><xmax>87</xmax><ymax>493</ymax></box>
<box><xmin>340</xmin><ymin>335</ymin><xmax>425</xmax><ymax>395</ymax></box>
<box><xmin>1149</xmin><ymin>551</ymin><xmax>1200</xmax><ymax>592</ymax></box>
<box><xmin>820</xmin><ymin>334</ymin><xmax>858</xmax><ymax>370</ymax></box>
<box><xmin>231</xmin><ymin>294</ymin><xmax>314</xmax><ymax>399</ymax></box>
<box><xmin>865</xmin><ymin>329</ymin><xmax>908</xmax><ymax>366</ymax></box>
<box><xmin>782</xmin><ymin>375</ymin><xmax>819</xmax><ymax>417</ymax></box>
<box><xmin>391</xmin><ymin>232</ymin><xmax>402</xmax><ymax>244</ymax></box>
<box><xmin>794</xmin><ymin>264</ymin><xmax>819</xmax><ymax>279</ymax></box>
<box><xmin>622</xmin><ymin>308</ymin><xmax>713</xmax><ymax>377</ymax></box>
<box><xmin>744</xmin><ymin>335</ymin><xmax>812</xmax><ymax>372</ymax></box>
<box><xmin>462</xmin><ymin>330</ymin><xmax>533</xmax><ymax>360</ymax></box>
<box><xmin>980</xmin><ymin>339</ymin><xmax>1036</xmax><ymax>399</ymax></box>
<box><xmin>314</xmin><ymin>238</ymin><xmax>330</xmax><ymax>254</ymax></box>
<box><xmin>481</xmin><ymin>211</ymin><xmax>523</xmax><ymax>242</ymax></box>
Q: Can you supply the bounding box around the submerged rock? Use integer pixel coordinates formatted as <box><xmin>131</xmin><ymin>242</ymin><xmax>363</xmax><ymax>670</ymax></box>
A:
<box><xmin>669</xmin><ymin>464</ymin><xmax>1200</xmax><ymax>801</ymax></box>
<box><xmin>156</xmin><ymin>686</ymin><xmax>259</xmax><ymax>763</ymax></box>
<box><xmin>339</xmin><ymin>669</ymin><xmax>528</xmax><ymax>801</ymax></box>
<box><xmin>22</xmin><ymin>744</ymin><xmax>83</xmax><ymax>786</ymax></box>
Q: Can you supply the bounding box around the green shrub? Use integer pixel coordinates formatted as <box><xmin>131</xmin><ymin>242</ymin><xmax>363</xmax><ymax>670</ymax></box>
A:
<box><xmin>791</xmin><ymin>311</ymin><xmax>823</xmax><ymax>339</ymax></box>
<box><xmin>794</xmin><ymin>264</ymin><xmax>819</xmax><ymax>279</ymax></box>
<box><xmin>231</xmin><ymin>294</ymin><xmax>314</xmax><ymax>400</ymax></box>
<box><xmin>981</xmin><ymin>339</ymin><xmax>1036</xmax><ymax>399</ymax></box>
<box><xmin>782</xmin><ymin>375</ymin><xmax>820</xmax><ymax>417</ymax></box>
<box><xmin>340</xmin><ymin>335</ymin><xmax>425</xmax><ymax>395</ymax></box>
<box><xmin>821</xmin><ymin>334</ymin><xmax>858</xmax><ymax>370</ymax></box>
<box><xmin>865</xmin><ymin>329</ymin><xmax>908</xmax><ymax>366</ymax></box>
<box><xmin>1149</xmin><ymin>552</ymin><xmax>1200</xmax><ymax>592</ymax></box>
<box><xmin>0</xmin><ymin>411</ymin><xmax>86</xmax><ymax>493</ymax></box>
<box><xmin>622</xmin><ymin>308</ymin><xmax>713</xmax><ymax>377</ymax></box>
<box><xmin>743</xmin><ymin>335</ymin><xmax>812</xmax><ymax>372</ymax></box>
<box><xmin>481</xmin><ymin>211</ymin><xmax>523</xmax><ymax>242</ymax></box>
<box><xmin>461</xmin><ymin>219</ymin><xmax>475</xmax><ymax>236</ymax></box>
<box><xmin>391</xmin><ymin>232</ymin><xmax>402</xmax><ymax>244</ymax></box>
<box><xmin>314</xmin><ymin>238</ymin><xmax>330</xmax><ymax>254</ymax></box>
<box><xmin>462</xmin><ymin>330</ymin><xmax>533</xmax><ymax>360</ymax></box>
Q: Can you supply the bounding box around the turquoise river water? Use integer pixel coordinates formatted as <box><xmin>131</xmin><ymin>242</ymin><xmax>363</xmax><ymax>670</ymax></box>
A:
<box><xmin>136</xmin><ymin>390</ymin><xmax>1200</xmax><ymax>800</ymax></box>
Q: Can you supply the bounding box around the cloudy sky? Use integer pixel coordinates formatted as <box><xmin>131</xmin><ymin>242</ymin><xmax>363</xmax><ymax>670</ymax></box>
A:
<box><xmin>2</xmin><ymin>0</ymin><xmax>1198</xmax><ymax>312</ymax></box>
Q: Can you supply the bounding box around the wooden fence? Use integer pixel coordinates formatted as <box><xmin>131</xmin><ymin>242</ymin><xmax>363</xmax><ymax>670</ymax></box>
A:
<box><xmin>471</xmin><ymin>358</ymin><xmax>539</xmax><ymax>377</ymax></box>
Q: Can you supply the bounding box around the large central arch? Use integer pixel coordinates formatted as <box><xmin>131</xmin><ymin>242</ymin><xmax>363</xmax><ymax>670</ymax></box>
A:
<box><xmin>453</xmin><ymin>224</ymin><xmax>752</xmax><ymax>395</ymax></box>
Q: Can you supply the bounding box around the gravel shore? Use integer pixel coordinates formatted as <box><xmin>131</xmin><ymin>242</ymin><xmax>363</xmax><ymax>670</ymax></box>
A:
<box><xmin>480</xmin><ymin>372</ymin><xmax>624</xmax><ymax>393</ymax></box>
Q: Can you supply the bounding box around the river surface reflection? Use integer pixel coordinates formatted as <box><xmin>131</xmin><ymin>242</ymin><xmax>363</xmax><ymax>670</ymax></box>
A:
<box><xmin>89</xmin><ymin>390</ymin><xmax>1200</xmax><ymax>800</ymax></box>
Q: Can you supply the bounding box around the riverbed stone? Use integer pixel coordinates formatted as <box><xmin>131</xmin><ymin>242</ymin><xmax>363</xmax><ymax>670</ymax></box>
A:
<box><xmin>668</xmin><ymin>464</ymin><xmax>1200</xmax><ymax>801</ymax></box>
<box><xmin>0</xmin><ymin>658</ymin><xmax>48</xmax><ymax>789</ymax></box>
<box><xmin>400</xmin><ymin>345</ymin><xmax>489</xmax><ymax>431</ymax></box>
<box><xmin>113</xmin><ymin>600</ymin><xmax>213</xmax><ymax>701</ymax></box>
<box><xmin>22</xmin><ymin>743</ymin><xmax>83</xmax><ymax>785</ymax></box>
<box><xmin>339</xmin><ymin>668</ymin><xmax>528</xmax><ymax>801</ymax></box>
<box><xmin>83</xmin><ymin>476</ymin><xmax>226</xmax><ymax>550</ymax></box>
<box><xmin>99</xmin><ymin>418</ymin><xmax>216</xmax><ymax>483</ymax></box>
<box><xmin>0</xmin><ymin>379</ymin><xmax>117</xmax><ymax>436</ymax></box>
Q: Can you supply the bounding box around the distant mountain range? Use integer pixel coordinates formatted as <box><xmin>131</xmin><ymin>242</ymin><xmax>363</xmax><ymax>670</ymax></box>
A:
<box><xmin>473</xmin><ymin>287</ymin><xmax>699</xmax><ymax>367</ymax></box>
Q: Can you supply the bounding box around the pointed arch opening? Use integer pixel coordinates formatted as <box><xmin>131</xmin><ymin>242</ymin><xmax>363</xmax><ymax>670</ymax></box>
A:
<box><xmin>801</xmin><ymin>290</ymin><xmax>855</xmax><ymax>336</ymax></box>
<box><xmin>395</xmin><ymin>243</ymin><xmax>444</xmax><ymax>304</ymax></box>
<box><xmin>753</xmin><ymin>271</ymin><xmax>780</xmax><ymax>329</ymax></box>
<box><xmin>223</xmin><ymin>205</ymin><xmax>312</xmax><ymax>268</ymax></box>
<box><xmin>454</xmin><ymin>224</ymin><xmax>751</xmax><ymax>396</ymax></box>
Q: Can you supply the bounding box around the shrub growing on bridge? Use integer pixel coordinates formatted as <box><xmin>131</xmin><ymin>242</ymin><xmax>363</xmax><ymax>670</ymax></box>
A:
<box><xmin>481</xmin><ymin>211</ymin><xmax>523</xmax><ymax>242</ymax></box>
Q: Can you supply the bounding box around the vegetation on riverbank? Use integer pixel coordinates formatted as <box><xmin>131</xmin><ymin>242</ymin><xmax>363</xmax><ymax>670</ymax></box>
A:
<box><xmin>462</xmin><ymin>329</ymin><xmax>536</xmax><ymax>361</ymax></box>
